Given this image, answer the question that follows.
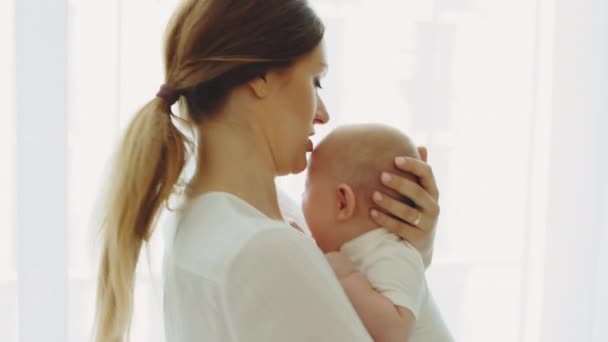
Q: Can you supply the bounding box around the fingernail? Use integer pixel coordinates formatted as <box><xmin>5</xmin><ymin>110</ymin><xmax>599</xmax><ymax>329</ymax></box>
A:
<box><xmin>395</xmin><ymin>157</ymin><xmax>406</xmax><ymax>166</ymax></box>
<box><xmin>381</xmin><ymin>172</ymin><xmax>392</xmax><ymax>183</ymax></box>
<box><xmin>371</xmin><ymin>209</ymin><xmax>379</xmax><ymax>218</ymax></box>
<box><xmin>373</xmin><ymin>191</ymin><xmax>383</xmax><ymax>202</ymax></box>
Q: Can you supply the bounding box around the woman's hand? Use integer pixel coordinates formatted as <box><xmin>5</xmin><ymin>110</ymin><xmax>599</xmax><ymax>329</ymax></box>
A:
<box><xmin>370</xmin><ymin>146</ymin><xmax>440</xmax><ymax>268</ymax></box>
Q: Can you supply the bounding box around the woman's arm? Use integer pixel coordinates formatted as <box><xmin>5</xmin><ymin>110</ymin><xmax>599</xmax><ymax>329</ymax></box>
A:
<box><xmin>225</xmin><ymin>228</ymin><xmax>373</xmax><ymax>342</ymax></box>
<box><xmin>371</xmin><ymin>146</ymin><xmax>440</xmax><ymax>268</ymax></box>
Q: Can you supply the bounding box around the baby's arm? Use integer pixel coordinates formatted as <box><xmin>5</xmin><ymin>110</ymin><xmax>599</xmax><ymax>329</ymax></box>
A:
<box><xmin>326</xmin><ymin>252</ymin><xmax>415</xmax><ymax>342</ymax></box>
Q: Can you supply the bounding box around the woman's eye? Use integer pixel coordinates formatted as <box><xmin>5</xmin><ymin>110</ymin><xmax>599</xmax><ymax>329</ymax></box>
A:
<box><xmin>314</xmin><ymin>79</ymin><xmax>323</xmax><ymax>89</ymax></box>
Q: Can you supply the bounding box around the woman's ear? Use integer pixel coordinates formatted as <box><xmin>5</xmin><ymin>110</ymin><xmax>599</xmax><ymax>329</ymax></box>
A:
<box><xmin>248</xmin><ymin>74</ymin><xmax>268</xmax><ymax>98</ymax></box>
<box><xmin>336</xmin><ymin>183</ymin><xmax>356</xmax><ymax>221</ymax></box>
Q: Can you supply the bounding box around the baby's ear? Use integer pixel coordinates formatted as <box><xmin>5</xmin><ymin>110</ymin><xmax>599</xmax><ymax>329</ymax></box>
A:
<box><xmin>336</xmin><ymin>183</ymin><xmax>356</xmax><ymax>221</ymax></box>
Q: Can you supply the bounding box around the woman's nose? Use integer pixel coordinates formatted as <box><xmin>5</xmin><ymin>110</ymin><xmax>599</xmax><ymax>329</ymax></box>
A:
<box><xmin>314</xmin><ymin>95</ymin><xmax>329</xmax><ymax>125</ymax></box>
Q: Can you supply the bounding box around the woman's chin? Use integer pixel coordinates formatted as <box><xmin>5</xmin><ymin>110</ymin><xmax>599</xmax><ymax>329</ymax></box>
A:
<box><xmin>288</xmin><ymin>153</ymin><xmax>309</xmax><ymax>175</ymax></box>
<box><xmin>278</xmin><ymin>149</ymin><xmax>310</xmax><ymax>176</ymax></box>
<box><xmin>292</xmin><ymin>158</ymin><xmax>308</xmax><ymax>174</ymax></box>
<box><xmin>276</xmin><ymin>158</ymin><xmax>306</xmax><ymax>176</ymax></box>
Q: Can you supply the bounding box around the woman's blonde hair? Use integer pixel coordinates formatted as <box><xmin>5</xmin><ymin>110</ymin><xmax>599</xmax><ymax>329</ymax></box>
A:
<box><xmin>93</xmin><ymin>0</ymin><xmax>323</xmax><ymax>341</ymax></box>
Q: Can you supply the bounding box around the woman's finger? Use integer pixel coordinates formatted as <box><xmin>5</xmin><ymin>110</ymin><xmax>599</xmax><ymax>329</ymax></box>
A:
<box><xmin>369</xmin><ymin>208</ymin><xmax>432</xmax><ymax>267</ymax></box>
<box><xmin>394</xmin><ymin>156</ymin><xmax>439</xmax><ymax>200</ymax></box>
<box><xmin>417</xmin><ymin>146</ymin><xmax>428</xmax><ymax>162</ymax></box>
<box><xmin>372</xmin><ymin>191</ymin><xmax>422</xmax><ymax>227</ymax></box>
<box><xmin>380</xmin><ymin>172</ymin><xmax>439</xmax><ymax>216</ymax></box>
<box><xmin>370</xmin><ymin>207</ymin><xmax>421</xmax><ymax>236</ymax></box>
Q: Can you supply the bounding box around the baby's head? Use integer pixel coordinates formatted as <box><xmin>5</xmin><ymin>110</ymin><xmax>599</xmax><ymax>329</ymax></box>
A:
<box><xmin>302</xmin><ymin>124</ymin><xmax>420</xmax><ymax>253</ymax></box>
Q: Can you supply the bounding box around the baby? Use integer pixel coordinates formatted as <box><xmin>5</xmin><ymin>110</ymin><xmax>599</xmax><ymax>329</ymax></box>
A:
<box><xmin>302</xmin><ymin>124</ymin><xmax>453</xmax><ymax>342</ymax></box>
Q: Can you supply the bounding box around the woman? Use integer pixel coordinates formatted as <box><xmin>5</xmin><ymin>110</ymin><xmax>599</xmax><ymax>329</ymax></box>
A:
<box><xmin>94</xmin><ymin>0</ymin><xmax>441</xmax><ymax>341</ymax></box>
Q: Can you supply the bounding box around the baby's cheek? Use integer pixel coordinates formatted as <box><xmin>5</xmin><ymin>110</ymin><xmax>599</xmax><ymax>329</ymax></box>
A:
<box><xmin>307</xmin><ymin>222</ymin><xmax>328</xmax><ymax>249</ymax></box>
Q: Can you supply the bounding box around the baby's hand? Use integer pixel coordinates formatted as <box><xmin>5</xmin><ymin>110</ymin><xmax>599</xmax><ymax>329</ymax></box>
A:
<box><xmin>325</xmin><ymin>252</ymin><xmax>357</xmax><ymax>279</ymax></box>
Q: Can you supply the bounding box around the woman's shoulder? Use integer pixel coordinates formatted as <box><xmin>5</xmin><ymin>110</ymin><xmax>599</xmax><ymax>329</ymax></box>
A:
<box><xmin>234</xmin><ymin>226</ymin><xmax>320</xmax><ymax>260</ymax></box>
<box><xmin>166</xmin><ymin>192</ymin><xmax>321</xmax><ymax>280</ymax></box>
<box><xmin>223</xmin><ymin>226</ymin><xmax>333</xmax><ymax>288</ymax></box>
<box><xmin>174</xmin><ymin>192</ymin><xmax>288</xmax><ymax>235</ymax></box>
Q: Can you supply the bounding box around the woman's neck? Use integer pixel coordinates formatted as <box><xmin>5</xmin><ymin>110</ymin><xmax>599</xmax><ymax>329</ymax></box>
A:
<box><xmin>187</xmin><ymin>120</ymin><xmax>283</xmax><ymax>221</ymax></box>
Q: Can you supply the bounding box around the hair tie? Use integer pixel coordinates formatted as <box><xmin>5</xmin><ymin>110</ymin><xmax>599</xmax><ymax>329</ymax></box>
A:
<box><xmin>156</xmin><ymin>84</ymin><xmax>180</xmax><ymax>106</ymax></box>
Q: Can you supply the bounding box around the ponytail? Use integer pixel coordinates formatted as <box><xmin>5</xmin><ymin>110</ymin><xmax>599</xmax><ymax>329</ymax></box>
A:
<box><xmin>93</xmin><ymin>98</ymin><xmax>189</xmax><ymax>341</ymax></box>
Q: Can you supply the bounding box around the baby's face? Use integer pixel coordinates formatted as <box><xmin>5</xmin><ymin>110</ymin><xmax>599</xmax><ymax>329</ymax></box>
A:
<box><xmin>302</xmin><ymin>149</ymin><xmax>342</xmax><ymax>252</ymax></box>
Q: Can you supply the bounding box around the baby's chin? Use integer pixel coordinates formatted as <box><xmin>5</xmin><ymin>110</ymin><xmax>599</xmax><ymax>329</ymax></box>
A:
<box><xmin>312</xmin><ymin>231</ymin><xmax>355</xmax><ymax>254</ymax></box>
<box><xmin>317</xmin><ymin>244</ymin><xmax>333</xmax><ymax>254</ymax></box>
<box><xmin>309</xmin><ymin>229</ymin><xmax>336</xmax><ymax>253</ymax></box>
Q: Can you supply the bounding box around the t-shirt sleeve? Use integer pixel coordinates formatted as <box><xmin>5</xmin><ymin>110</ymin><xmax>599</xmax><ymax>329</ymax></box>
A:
<box><xmin>225</xmin><ymin>228</ymin><xmax>373</xmax><ymax>342</ymax></box>
<box><xmin>364</xmin><ymin>243</ymin><xmax>427</xmax><ymax>318</ymax></box>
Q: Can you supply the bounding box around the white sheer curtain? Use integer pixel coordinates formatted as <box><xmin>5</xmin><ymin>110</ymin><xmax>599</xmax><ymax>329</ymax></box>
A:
<box><xmin>1</xmin><ymin>0</ymin><xmax>606</xmax><ymax>341</ymax></box>
<box><xmin>539</xmin><ymin>0</ymin><xmax>608</xmax><ymax>340</ymax></box>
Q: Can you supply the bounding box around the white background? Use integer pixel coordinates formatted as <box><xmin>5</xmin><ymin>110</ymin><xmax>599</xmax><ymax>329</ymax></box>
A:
<box><xmin>1</xmin><ymin>0</ymin><xmax>606</xmax><ymax>341</ymax></box>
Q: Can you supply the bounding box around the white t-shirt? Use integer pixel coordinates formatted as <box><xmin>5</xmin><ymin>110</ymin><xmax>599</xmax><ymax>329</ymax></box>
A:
<box><xmin>340</xmin><ymin>228</ymin><xmax>454</xmax><ymax>342</ymax></box>
<box><xmin>162</xmin><ymin>192</ymin><xmax>372</xmax><ymax>342</ymax></box>
<box><xmin>276</xmin><ymin>187</ymin><xmax>313</xmax><ymax>237</ymax></box>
